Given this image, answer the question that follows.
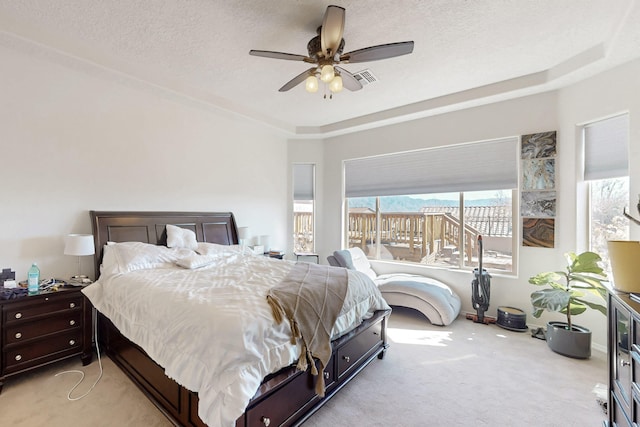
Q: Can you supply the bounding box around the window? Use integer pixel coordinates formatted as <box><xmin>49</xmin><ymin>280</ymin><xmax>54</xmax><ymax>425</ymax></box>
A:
<box><xmin>583</xmin><ymin>114</ymin><xmax>630</xmax><ymax>273</ymax></box>
<box><xmin>293</xmin><ymin>164</ymin><xmax>315</xmax><ymax>253</ymax></box>
<box><xmin>344</xmin><ymin>138</ymin><xmax>518</xmax><ymax>272</ymax></box>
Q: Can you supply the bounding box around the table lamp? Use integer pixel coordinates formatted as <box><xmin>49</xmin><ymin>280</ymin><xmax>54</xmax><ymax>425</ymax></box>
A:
<box><xmin>64</xmin><ymin>234</ymin><xmax>95</xmax><ymax>283</ymax></box>
<box><xmin>237</xmin><ymin>227</ymin><xmax>250</xmax><ymax>249</ymax></box>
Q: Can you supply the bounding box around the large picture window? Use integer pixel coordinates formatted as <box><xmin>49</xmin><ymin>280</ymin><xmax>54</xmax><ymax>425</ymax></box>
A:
<box><xmin>344</xmin><ymin>138</ymin><xmax>518</xmax><ymax>272</ymax></box>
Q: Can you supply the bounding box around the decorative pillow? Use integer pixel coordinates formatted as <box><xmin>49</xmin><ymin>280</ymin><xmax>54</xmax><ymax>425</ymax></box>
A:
<box><xmin>176</xmin><ymin>254</ymin><xmax>219</xmax><ymax>269</ymax></box>
<box><xmin>326</xmin><ymin>255</ymin><xmax>341</xmax><ymax>267</ymax></box>
<box><xmin>100</xmin><ymin>241</ymin><xmax>193</xmax><ymax>277</ymax></box>
<box><xmin>166</xmin><ymin>224</ymin><xmax>198</xmax><ymax>250</ymax></box>
<box><xmin>346</xmin><ymin>247</ymin><xmax>378</xmax><ymax>280</ymax></box>
<box><xmin>333</xmin><ymin>250</ymin><xmax>355</xmax><ymax>270</ymax></box>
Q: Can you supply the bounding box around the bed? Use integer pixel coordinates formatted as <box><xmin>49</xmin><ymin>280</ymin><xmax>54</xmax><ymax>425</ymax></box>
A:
<box><xmin>83</xmin><ymin>211</ymin><xmax>391</xmax><ymax>427</ymax></box>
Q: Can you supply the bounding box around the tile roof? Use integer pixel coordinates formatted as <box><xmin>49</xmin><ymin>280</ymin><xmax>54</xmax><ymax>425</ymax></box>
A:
<box><xmin>420</xmin><ymin>205</ymin><xmax>512</xmax><ymax>237</ymax></box>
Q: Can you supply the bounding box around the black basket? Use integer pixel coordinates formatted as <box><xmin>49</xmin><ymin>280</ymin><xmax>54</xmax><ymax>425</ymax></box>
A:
<box><xmin>496</xmin><ymin>306</ymin><xmax>528</xmax><ymax>332</ymax></box>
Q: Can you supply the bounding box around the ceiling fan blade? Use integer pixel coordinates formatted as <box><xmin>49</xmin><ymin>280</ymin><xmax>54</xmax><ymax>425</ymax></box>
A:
<box><xmin>334</xmin><ymin>66</ymin><xmax>362</xmax><ymax>91</ymax></box>
<box><xmin>249</xmin><ymin>50</ymin><xmax>310</xmax><ymax>62</ymax></box>
<box><xmin>320</xmin><ymin>5</ymin><xmax>345</xmax><ymax>58</ymax></box>
<box><xmin>340</xmin><ymin>41</ymin><xmax>414</xmax><ymax>63</ymax></box>
<box><xmin>279</xmin><ymin>67</ymin><xmax>316</xmax><ymax>92</ymax></box>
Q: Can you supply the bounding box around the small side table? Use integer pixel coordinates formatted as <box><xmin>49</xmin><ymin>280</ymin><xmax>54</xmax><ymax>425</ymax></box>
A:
<box><xmin>294</xmin><ymin>252</ymin><xmax>319</xmax><ymax>263</ymax></box>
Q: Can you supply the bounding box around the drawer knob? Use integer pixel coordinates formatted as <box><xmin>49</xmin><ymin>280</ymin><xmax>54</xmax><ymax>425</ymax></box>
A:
<box><xmin>15</xmin><ymin>312</ymin><xmax>22</xmax><ymax>319</ymax></box>
<box><xmin>261</xmin><ymin>416</ymin><xmax>271</xmax><ymax>426</ymax></box>
<box><xmin>343</xmin><ymin>356</ymin><xmax>350</xmax><ymax>363</ymax></box>
<box><xmin>15</xmin><ymin>354</ymin><xmax>22</xmax><ymax>361</ymax></box>
<box><xmin>69</xmin><ymin>320</ymin><xmax>76</xmax><ymax>326</ymax></box>
<box><xmin>621</xmin><ymin>359</ymin><xmax>631</xmax><ymax>367</ymax></box>
<box><xmin>69</xmin><ymin>303</ymin><xmax>76</xmax><ymax>308</ymax></box>
<box><xmin>324</xmin><ymin>371</ymin><xmax>330</xmax><ymax>380</ymax></box>
<box><xmin>15</xmin><ymin>332</ymin><xmax>22</xmax><ymax>339</ymax></box>
<box><xmin>69</xmin><ymin>340</ymin><xmax>76</xmax><ymax>346</ymax></box>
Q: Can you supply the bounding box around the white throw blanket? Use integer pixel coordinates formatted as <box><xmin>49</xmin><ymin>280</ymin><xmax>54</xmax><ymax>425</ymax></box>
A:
<box><xmin>82</xmin><ymin>248</ymin><xmax>389</xmax><ymax>427</ymax></box>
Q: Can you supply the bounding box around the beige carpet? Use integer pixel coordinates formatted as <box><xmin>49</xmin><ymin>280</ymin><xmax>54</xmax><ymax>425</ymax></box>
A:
<box><xmin>1</xmin><ymin>308</ymin><xmax>607</xmax><ymax>427</ymax></box>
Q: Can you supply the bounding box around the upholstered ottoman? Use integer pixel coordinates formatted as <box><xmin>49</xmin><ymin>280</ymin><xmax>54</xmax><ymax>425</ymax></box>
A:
<box><xmin>328</xmin><ymin>247</ymin><xmax>461</xmax><ymax>326</ymax></box>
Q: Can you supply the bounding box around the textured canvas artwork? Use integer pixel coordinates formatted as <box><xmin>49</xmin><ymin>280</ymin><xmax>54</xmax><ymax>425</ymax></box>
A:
<box><xmin>521</xmin><ymin>131</ymin><xmax>557</xmax><ymax>159</ymax></box>
<box><xmin>520</xmin><ymin>130</ymin><xmax>557</xmax><ymax>247</ymax></box>
<box><xmin>522</xmin><ymin>158</ymin><xmax>555</xmax><ymax>190</ymax></box>
<box><xmin>521</xmin><ymin>191</ymin><xmax>556</xmax><ymax>217</ymax></box>
<box><xmin>522</xmin><ymin>218</ymin><xmax>555</xmax><ymax>248</ymax></box>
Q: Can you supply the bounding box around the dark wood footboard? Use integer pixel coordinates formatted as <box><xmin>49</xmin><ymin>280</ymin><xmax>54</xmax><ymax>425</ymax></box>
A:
<box><xmin>99</xmin><ymin>309</ymin><xmax>390</xmax><ymax>427</ymax></box>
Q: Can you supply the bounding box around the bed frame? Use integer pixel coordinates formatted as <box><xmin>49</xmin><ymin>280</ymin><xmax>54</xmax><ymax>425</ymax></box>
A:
<box><xmin>90</xmin><ymin>211</ymin><xmax>390</xmax><ymax>427</ymax></box>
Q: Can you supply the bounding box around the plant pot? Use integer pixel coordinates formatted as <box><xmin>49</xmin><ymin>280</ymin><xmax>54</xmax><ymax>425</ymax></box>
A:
<box><xmin>607</xmin><ymin>240</ymin><xmax>640</xmax><ymax>292</ymax></box>
<box><xmin>545</xmin><ymin>321</ymin><xmax>591</xmax><ymax>359</ymax></box>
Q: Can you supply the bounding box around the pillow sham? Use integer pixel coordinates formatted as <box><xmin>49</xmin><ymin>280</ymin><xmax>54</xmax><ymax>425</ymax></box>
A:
<box><xmin>176</xmin><ymin>254</ymin><xmax>219</xmax><ymax>269</ymax></box>
<box><xmin>166</xmin><ymin>224</ymin><xmax>198</xmax><ymax>250</ymax></box>
<box><xmin>197</xmin><ymin>242</ymin><xmax>252</xmax><ymax>256</ymax></box>
<box><xmin>100</xmin><ymin>241</ymin><xmax>194</xmax><ymax>277</ymax></box>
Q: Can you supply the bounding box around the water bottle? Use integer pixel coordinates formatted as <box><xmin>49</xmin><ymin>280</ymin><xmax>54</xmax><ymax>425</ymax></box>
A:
<box><xmin>27</xmin><ymin>263</ymin><xmax>40</xmax><ymax>295</ymax></box>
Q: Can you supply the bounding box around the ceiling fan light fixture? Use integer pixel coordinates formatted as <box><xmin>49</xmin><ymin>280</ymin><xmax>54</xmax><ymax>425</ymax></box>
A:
<box><xmin>305</xmin><ymin>74</ymin><xmax>319</xmax><ymax>93</ymax></box>
<box><xmin>320</xmin><ymin>64</ymin><xmax>335</xmax><ymax>83</ymax></box>
<box><xmin>329</xmin><ymin>74</ymin><xmax>343</xmax><ymax>93</ymax></box>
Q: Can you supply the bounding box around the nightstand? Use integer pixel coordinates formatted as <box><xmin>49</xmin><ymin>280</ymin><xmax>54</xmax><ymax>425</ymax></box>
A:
<box><xmin>294</xmin><ymin>252</ymin><xmax>319</xmax><ymax>263</ymax></box>
<box><xmin>0</xmin><ymin>287</ymin><xmax>93</xmax><ymax>393</ymax></box>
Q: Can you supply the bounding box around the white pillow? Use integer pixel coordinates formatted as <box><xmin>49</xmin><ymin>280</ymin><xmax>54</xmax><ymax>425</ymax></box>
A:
<box><xmin>196</xmin><ymin>242</ymin><xmax>251</xmax><ymax>256</ymax></box>
<box><xmin>100</xmin><ymin>241</ymin><xmax>193</xmax><ymax>277</ymax></box>
<box><xmin>176</xmin><ymin>254</ymin><xmax>219</xmax><ymax>269</ymax></box>
<box><xmin>166</xmin><ymin>224</ymin><xmax>198</xmax><ymax>250</ymax></box>
<box><xmin>348</xmin><ymin>247</ymin><xmax>378</xmax><ymax>280</ymax></box>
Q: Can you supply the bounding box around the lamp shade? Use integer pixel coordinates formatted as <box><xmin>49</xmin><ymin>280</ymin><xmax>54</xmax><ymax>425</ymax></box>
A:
<box><xmin>64</xmin><ymin>234</ymin><xmax>95</xmax><ymax>256</ymax></box>
<box><xmin>305</xmin><ymin>75</ymin><xmax>319</xmax><ymax>93</ymax></box>
<box><xmin>237</xmin><ymin>227</ymin><xmax>250</xmax><ymax>240</ymax></box>
<box><xmin>320</xmin><ymin>64</ymin><xmax>335</xmax><ymax>83</ymax></box>
<box><xmin>329</xmin><ymin>74</ymin><xmax>343</xmax><ymax>93</ymax></box>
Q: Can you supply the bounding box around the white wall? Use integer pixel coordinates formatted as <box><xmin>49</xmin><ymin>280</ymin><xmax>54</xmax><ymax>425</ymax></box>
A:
<box><xmin>315</xmin><ymin>58</ymin><xmax>640</xmax><ymax>350</ymax></box>
<box><xmin>0</xmin><ymin>41</ymin><xmax>290</xmax><ymax>282</ymax></box>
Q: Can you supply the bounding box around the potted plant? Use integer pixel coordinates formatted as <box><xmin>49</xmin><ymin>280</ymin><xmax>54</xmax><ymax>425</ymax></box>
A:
<box><xmin>529</xmin><ymin>251</ymin><xmax>608</xmax><ymax>359</ymax></box>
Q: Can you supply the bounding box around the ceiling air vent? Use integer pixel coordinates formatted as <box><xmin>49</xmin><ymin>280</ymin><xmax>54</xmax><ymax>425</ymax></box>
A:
<box><xmin>352</xmin><ymin>69</ymin><xmax>378</xmax><ymax>86</ymax></box>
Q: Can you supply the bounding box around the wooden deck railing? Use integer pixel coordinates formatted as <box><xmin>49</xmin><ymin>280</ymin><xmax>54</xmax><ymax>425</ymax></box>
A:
<box><xmin>293</xmin><ymin>211</ymin><xmax>314</xmax><ymax>252</ymax></box>
<box><xmin>292</xmin><ymin>210</ymin><xmax>482</xmax><ymax>263</ymax></box>
<box><xmin>346</xmin><ymin>211</ymin><xmax>480</xmax><ymax>263</ymax></box>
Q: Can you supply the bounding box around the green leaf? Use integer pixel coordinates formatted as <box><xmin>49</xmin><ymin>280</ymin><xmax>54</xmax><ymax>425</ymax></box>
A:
<box><xmin>561</xmin><ymin>304</ymin><xmax>587</xmax><ymax>316</ymax></box>
<box><xmin>570</xmin><ymin>252</ymin><xmax>607</xmax><ymax>276</ymax></box>
<box><xmin>529</xmin><ymin>271</ymin><xmax>564</xmax><ymax>287</ymax></box>
<box><xmin>573</xmin><ymin>298</ymin><xmax>607</xmax><ymax>316</ymax></box>
<box><xmin>531</xmin><ymin>289</ymin><xmax>570</xmax><ymax>313</ymax></box>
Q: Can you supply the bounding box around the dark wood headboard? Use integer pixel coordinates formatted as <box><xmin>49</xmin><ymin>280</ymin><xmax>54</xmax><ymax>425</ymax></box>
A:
<box><xmin>90</xmin><ymin>211</ymin><xmax>239</xmax><ymax>278</ymax></box>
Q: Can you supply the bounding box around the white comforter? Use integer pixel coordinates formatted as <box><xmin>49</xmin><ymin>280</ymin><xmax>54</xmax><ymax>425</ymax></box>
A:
<box><xmin>82</xmin><ymin>243</ymin><xmax>389</xmax><ymax>427</ymax></box>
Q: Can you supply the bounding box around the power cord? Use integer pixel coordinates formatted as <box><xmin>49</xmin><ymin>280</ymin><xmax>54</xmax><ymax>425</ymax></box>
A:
<box><xmin>55</xmin><ymin>308</ymin><xmax>103</xmax><ymax>401</ymax></box>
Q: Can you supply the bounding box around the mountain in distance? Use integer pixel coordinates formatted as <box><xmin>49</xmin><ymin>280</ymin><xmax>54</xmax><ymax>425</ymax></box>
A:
<box><xmin>349</xmin><ymin>196</ymin><xmax>510</xmax><ymax>212</ymax></box>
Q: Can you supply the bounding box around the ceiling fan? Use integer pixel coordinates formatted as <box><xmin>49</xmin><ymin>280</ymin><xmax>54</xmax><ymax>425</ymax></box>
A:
<box><xmin>249</xmin><ymin>5</ymin><xmax>414</xmax><ymax>95</ymax></box>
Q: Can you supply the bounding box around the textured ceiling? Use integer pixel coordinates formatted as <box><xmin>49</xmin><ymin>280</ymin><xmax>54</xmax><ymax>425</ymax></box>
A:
<box><xmin>1</xmin><ymin>0</ymin><xmax>639</xmax><ymax>136</ymax></box>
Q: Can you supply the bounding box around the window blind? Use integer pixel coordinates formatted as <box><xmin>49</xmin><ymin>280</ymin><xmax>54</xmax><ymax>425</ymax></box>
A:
<box><xmin>584</xmin><ymin>114</ymin><xmax>629</xmax><ymax>180</ymax></box>
<box><xmin>293</xmin><ymin>164</ymin><xmax>315</xmax><ymax>200</ymax></box>
<box><xmin>344</xmin><ymin>137</ymin><xmax>518</xmax><ymax>198</ymax></box>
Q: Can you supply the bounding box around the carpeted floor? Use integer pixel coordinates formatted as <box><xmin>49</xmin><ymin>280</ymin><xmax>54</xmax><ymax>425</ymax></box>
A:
<box><xmin>1</xmin><ymin>308</ymin><xmax>607</xmax><ymax>426</ymax></box>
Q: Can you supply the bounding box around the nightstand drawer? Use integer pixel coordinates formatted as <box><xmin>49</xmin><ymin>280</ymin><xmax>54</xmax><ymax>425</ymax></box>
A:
<box><xmin>4</xmin><ymin>312</ymin><xmax>82</xmax><ymax>345</ymax></box>
<box><xmin>4</xmin><ymin>295</ymin><xmax>83</xmax><ymax>323</ymax></box>
<box><xmin>4</xmin><ymin>330</ymin><xmax>83</xmax><ymax>373</ymax></box>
